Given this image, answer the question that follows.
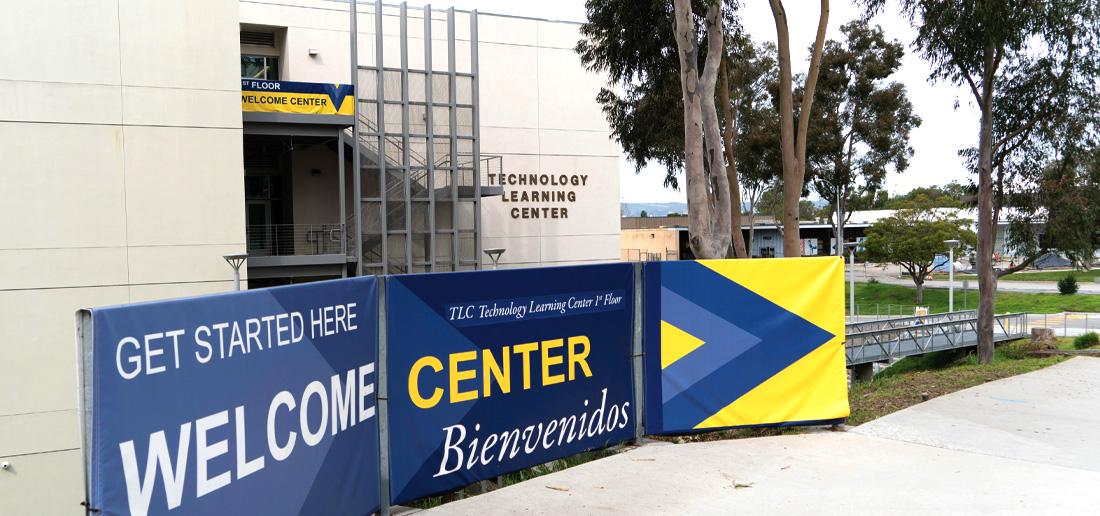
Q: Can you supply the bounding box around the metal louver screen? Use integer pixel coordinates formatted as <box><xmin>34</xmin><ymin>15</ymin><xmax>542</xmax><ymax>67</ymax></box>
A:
<box><xmin>240</xmin><ymin>31</ymin><xmax>276</xmax><ymax>47</ymax></box>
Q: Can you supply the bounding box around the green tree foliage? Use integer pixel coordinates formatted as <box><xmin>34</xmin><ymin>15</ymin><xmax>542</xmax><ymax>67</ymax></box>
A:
<box><xmin>1003</xmin><ymin>147</ymin><xmax>1100</xmax><ymax>269</ymax></box>
<box><xmin>861</xmin><ymin>0</ymin><xmax>1100</xmax><ymax>363</ymax></box>
<box><xmin>576</xmin><ymin>0</ymin><xmax>739</xmax><ymax>189</ymax></box>
<box><xmin>885</xmin><ymin>183</ymin><xmax>969</xmax><ymax>209</ymax></box>
<box><xmin>808</xmin><ymin>20</ymin><xmax>921</xmax><ymax>254</ymax></box>
<box><xmin>1058</xmin><ymin>274</ymin><xmax>1079</xmax><ymax>295</ymax></box>
<box><xmin>579</xmin><ymin>0</ymin><xmax>744</xmax><ymax>257</ymax></box>
<box><xmin>759</xmin><ymin>184</ymin><xmax>818</xmax><ymax>226</ymax></box>
<box><xmin>862</xmin><ymin>210</ymin><xmax>976</xmax><ymax>303</ymax></box>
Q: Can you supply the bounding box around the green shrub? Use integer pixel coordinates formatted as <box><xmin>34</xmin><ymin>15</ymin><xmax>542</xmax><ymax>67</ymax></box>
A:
<box><xmin>1058</xmin><ymin>274</ymin><xmax>1079</xmax><ymax>295</ymax></box>
<box><xmin>1074</xmin><ymin>332</ymin><xmax>1099</xmax><ymax>349</ymax></box>
<box><xmin>1000</xmin><ymin>341</ymin><xmax>1037</xmax><ymax>359</ymax></box>
<box><xmin>867</xmin><ymin>277</ymin><xmax>879</xmax><ymax>285</ymax></box>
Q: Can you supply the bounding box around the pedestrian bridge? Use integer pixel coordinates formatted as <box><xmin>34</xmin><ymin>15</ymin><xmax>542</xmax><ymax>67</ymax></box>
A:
<box><xmin>844</xmin><ymin>310</ymin><xmax>1028</xmax><ymax>367</ymax></box>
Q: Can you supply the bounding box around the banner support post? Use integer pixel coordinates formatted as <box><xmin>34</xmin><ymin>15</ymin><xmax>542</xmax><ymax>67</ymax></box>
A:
<box><xmin>378</xmin><ymin>278</ymin><xmax>392</xmax><ymax>516</ymax></box>
<box><xmin>632</xmin><ymin>263</ymin><xmax>645</xmax><ymax>441</ymax></box>
<box><xmin>75</xmin><ymin>310</ymin><xmax>95</xmax><ymax>515</ymax></box>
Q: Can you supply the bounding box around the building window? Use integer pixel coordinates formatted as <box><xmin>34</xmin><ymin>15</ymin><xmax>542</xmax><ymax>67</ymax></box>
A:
<box><xmin>242</xmin><ymin>55</ymin><xmax>279</xmax><ymax>80</ymax></box>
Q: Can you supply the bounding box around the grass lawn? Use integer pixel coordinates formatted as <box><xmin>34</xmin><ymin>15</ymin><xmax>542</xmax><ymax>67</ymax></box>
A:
<box><xmin>956</xmin><ymin>269</ymin><xmax>1100</xmax><ymax>282</ymax></box>
<box><xmin>849</xmin><ymin>281</ymin><xmax>1100</xmax><ymax>314</ymax></box>
<box><xmin>847</xmin><ymin>338</ymin><xmax>1075</xmax><ymax>426</ymax></box>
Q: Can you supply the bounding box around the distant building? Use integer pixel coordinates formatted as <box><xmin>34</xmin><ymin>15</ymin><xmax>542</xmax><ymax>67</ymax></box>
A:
<box><xmin>621</xmin><ymin>209</ymin><xmax>1037</xmax><ymax>262</ymax></box>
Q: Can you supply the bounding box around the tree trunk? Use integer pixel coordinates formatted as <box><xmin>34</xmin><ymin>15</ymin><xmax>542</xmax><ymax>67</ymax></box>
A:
<box><xmin>915</xmin><ymin>281</ymin><xmax>924</xmax><ymax>304</ymax></box>
<box><xmin>721</xmin><ymin>58</ymin><xmax>747</xmax><ymax>258</ymax></box>
<box><xmin>976</xmin><ymin>45</ymin><xmax>997</xmax><ymax>365</ymax></box>
<box><xmin>770</xmin><ymin>0</ymin><xmax>829</xmax><ymax>257</ymax></box>
<box><xmin>672</xmin><ymin>0</ymin><xmax>730</xmax><ymax>259</ymax></box>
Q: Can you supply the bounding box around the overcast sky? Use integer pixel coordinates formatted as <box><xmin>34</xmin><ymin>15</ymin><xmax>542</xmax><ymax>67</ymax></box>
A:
<box><xmin>419</xmin><ymin>0</ymin><xmax>979</xmax><ymax>203</ymax></box>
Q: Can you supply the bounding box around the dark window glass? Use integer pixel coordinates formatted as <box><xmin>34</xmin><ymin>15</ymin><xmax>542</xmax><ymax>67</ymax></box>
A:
<box><xmin>241</xmin><ymin>55</ymin><xmax>279</xmax><ymax>80</ymax></box>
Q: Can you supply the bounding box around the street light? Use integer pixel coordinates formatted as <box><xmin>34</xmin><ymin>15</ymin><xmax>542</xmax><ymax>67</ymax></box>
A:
<box><xmin>483</xmin><ymin>248</ymin><xmax>505</xmax><ymax>270</ymax></box>
<box><xmin>944</xmin><ymin>239</ymin><xmax>960</xmax><ymax>312</ymax></box>
<box><xmin>844</xmin><ymin>242</ymin><xmax>859</xmax><ymax>321</ymax></box>
<box><xmin>223</xmin><ymin>253</ymin><xmax>248</xmax><ymax>291</ymax></box>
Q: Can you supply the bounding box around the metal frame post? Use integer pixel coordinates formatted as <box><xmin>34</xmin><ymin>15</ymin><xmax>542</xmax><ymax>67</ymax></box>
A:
<box><xmin>424</xmin><ymin>4</ymin><xmax>436</xmax><ymax>272</ymax></box>
<box><xmin>75</xmin><ymin>310</ymin><xmax>95</xmax><ymax>515</ymax></box>
<box><xmin>374</xmin><ymin>0</ymin><xmax>389</xmax><ymax>274</ymax></box>
<box><xmin>948</xmin><ymin>245</ymin><xmax>955</xmax><ymax>312</ymax></box>
<box><xmin>631</xmin><ymin>263</ymin><xmax>645</xmax><ymax>441</ymax></box>
<box><xmin>447</xmin><ymin>8</ymin><xmax>459</xmax><ymax>270</ymax></box>
<box><xmin>338</xmin><ymin>125</ymin><xmax>348</xmax><ymax>277</ymax></box>
<box><xmin>848</xmin><ymin>245</ymin><xmax>856</xmax><ymax>320</ymax></box>
<box><xmin>350</xmin><ymin>0</ymin><xmax>364</xmax><ymax>276</ymax></box>
<box><xmin>470</xmin><ymin>10</ymin><xmax>482</xmax><ymax>269</ymax></box>
<box><xmin>400</xmin><ymin>3</ymin><xmax>413</xmax><ymax>271</ymax></box>
<box><xmin>377</xmin><ymin>279</ymin><xmax>391</xmax><ymax>516</ymax></box>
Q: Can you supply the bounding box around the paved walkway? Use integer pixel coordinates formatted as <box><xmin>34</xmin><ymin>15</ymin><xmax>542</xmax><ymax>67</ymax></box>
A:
<box><xmin>418</xmin><ymin>358</ymin><xmax>1100</xmax><ymax>515</ymax></box>
<box><xmin>849</xmin><ymin>265</ymin><xmax>1100</xmax><ymax>294</ymax></box>
<box><xmin>865</xmin><ymin>274</ymin><xmax>1100</xmax><ymax>294</ymax></box>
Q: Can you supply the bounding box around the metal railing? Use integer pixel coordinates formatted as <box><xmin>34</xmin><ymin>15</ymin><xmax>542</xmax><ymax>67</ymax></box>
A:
<box><xmin>846</xmin><ymin>310</ymin><xmax>976</xmax><ymax>334</ymax></box>
<box><xmin>1027</xmin><ymin>312</ymin><xmax>1100</xmax><ymax>337</ymax></box>
<box><xmin>845</xmin><ymin>311</ymin><xmax>1028</xmax><ymax>365</ymax></box>
<box><xmin>845</xmin><ymin>303</ymin><xmax>970</xmax><ymax>321</ymax></box>
<box><xmin>246</xmin><ymin>224</ymin><xmax>345</xmax><ymax>257</ymax></box>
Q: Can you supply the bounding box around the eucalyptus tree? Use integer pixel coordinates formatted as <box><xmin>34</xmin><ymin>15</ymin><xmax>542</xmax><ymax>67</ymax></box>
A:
<box><xmin>808</xmin><ymin>20</ymin><xmax>920</xmax><ymax>256</ymax></box>
<box><xmin>767</xmin><ymin>0</ymin><xmax>830</xmax><ymax>256</ymax></box>
<box><xmin>862</xmin><ymin>0</ymin><xmax>1100</xmax><ymax>363</ymax></box>
<box><xmin>578</xmin><ymin>0</ymin><xmax>779</xmax><ymax>258</ymax></box>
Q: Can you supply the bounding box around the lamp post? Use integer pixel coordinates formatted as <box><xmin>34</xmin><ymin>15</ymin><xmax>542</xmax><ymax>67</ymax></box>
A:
<box><xmin>944</xmin><ymin>239</ymin><xmax>960</xmax><ymax>312</ymax></box>
<box><xmin>483</xmin><ymin>248</ymin><xmax>505</xmax><ymax>270</ymax></box>
<box><xmin>844</xmin><ymin>242</ymin><xmax>858</xmax><ymax>321</ymax></box>
<box><xmin>223</xmin><ymin>253</ymin><xmax>248</xmax><ymax>291</ymax></box>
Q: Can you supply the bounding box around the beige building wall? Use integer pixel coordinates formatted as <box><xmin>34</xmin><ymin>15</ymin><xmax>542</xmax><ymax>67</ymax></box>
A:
<box><xmin>0</xmin><ymin>1</ymin><xmax>244</xmax><ymax>512</ymax></box>
<box><xmin>621</xmin><ymin>228</ymin><xmax>681</xmax><ymax>262</ymax></box>
<box><xmin>477</xmin><ymin>16</ymin><xmax>621</xmax><ymax>268</ymax></box>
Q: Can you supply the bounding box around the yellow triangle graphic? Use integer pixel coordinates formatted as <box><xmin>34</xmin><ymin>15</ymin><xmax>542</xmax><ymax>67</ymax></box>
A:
<box><xmin>661</xmin><ymin>320</ymin><xmax>705</xmax><ymax>369</ymax></box>
<box><xmin>694</xmin><ymin>338</ymin><xmax>850</xmax><ymax>429</ymax></box>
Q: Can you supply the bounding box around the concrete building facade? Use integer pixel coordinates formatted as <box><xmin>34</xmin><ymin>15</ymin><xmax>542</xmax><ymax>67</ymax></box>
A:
<box><xmin>0</xmin><ymin>1</ymin><xmax>620</xmax><ymax>511</ymax></box>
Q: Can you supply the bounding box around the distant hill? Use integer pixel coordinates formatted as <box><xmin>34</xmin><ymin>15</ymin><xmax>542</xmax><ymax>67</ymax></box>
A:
<box><xmin>621</xmin><ymin>202</ymin><xmax>688</xmax><ymax>217</ymax></box>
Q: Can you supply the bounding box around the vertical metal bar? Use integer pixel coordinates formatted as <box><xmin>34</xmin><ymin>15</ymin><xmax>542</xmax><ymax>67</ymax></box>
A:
<box><xmin>448</xmin><ymin>8</ymin><xmax>459</xmax><ymax>270</ymax></box>
<box><xmin>377</xmin><ymin>278</ymin><xmax>391</xmax><ymax>516</ymax></box>
<box><xmin>424</xmin><ymin>4</ymin><xmax>436</xmax><ymax>272</ymax></box>
<box><xmin>400</xmin><ymin>2</ymin><xmax>413</xmax><ymax>271</ymax></box>
<box><xmin>470</xmin><ymin>10</ymin><xmax>482</xmax><ymax>269</ymax></box>
<box><xmin>75</xmin><ymin>310</ymin><xmax>94</xmax><ymax>515</ymax></box>
<box><xmin>631</xmin><ymin>263</ymin><xmax>645</xmax><ymax>440</ymax></box>
<box><xmin>351</xmin><ymin>0</ymin><xmax>363</xmax><ymax>276</ymax></box>
<box><xmin>338</xmin><ymin>127</ymin><xmax>348</xmax><ymax>277</ymax></box>
<box><xmin>375</xmin><ymin>0</ymin><xmax>388</xmax><ymax>274</ymax></box>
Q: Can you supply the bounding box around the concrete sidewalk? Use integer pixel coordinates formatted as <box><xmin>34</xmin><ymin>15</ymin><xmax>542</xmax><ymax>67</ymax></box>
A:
<box><xmin>419</xmin><ymin>358</ymin><xmax>1100</xmax><ymax>515</ymax></box>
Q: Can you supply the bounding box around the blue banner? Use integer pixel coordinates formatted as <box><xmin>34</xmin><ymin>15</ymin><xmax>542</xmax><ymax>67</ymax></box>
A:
<box><xmin>386</xmin><ymin>264</ymin><xmax>636</xmax><ymax>503</ymax></box>
<box><xmin>86</xmin><ymin>277</ymin><xmax>380</xmax><ymax>516</ymax></box>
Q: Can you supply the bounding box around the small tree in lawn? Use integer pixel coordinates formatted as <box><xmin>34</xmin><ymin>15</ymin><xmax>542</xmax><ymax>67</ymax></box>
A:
<box><xmin>862</xmin><ymin>210</ymin><xmax>976</xmax><ymax>304</ymax></box>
